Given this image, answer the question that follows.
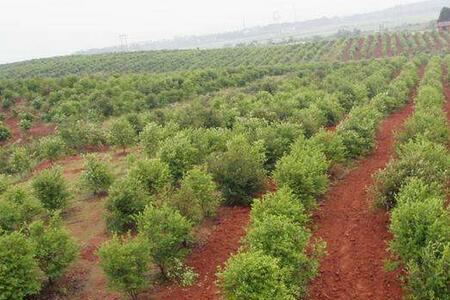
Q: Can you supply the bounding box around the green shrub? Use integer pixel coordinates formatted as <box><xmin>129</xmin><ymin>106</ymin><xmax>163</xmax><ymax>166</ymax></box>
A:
<box><xmin>0</xmin><ymin>187</ymin><xmax>43</xmax><ymax>232</ymax></box>
<box><xmin>32</xmin><ymin>167</ymin><xmax>71</xmax><ymax>211</ymax></box>
<box><xmin>373</xmin><ymin>139</ymin><xmax>450</xmax><ymax>208</ymax></box>
<box><xmin>108</xmin><ymin>118</ymin><xmax>136</xmax><ymax>150</ymax></box>
<box><xmin>0</xmin><ymin>232</ymin><xmax>44</xmax><ymax>300</ymax></box>
<box><xmin>250</xmin><ymin>187</ymin><xmax>308</xmax><ymax>227</ymax></box>
<box><xmin>137</xmin><ymin>204</ymin><xmax>193</xmax><ymax>277</ymax></box>
<box><xmin>158</xmin><ymin>132</ymin><xmax>200</xmax><ymax>181</ymax></box>
<box><xmin>394</xmin><ymin>177</ymin><xmax>446</xmax><ymax>207</ymax></box>
<box><xmin>80</xmin><ymin>154</ymin><xmax>114</xmax><ymax>195</ymax></box>
<box><xmin>7</xmin><ymin>146</ymin><xmax>31</xmax><ymax>174</ymax></box>
<box><xmin>28</xmin><ymin>217</ymin><xmax>78</xmax><ymax>282</ymax></box>
<box><xmin>98</xmin><ymin>234</ymin><xmax>151</xmax><ymax>300</ymax></box>
<box><xmin>218</xmin><ymin>250</ymin><xmax>295</xmax><ymax>300</ymax></box>
<box><xmin>171</xmin><ymin>166</ymin><xmax>222</xmax><ymax>223</ymax></box>
<box><xmin>390</xmin><ymin>197</ymin><xmax>450</xmax><ymax>264</ymax></box>
<box><xmin>59</xmin><ymin>120</ymin><xmax>106</xmax><ymax>151</ymax></box>
<box><xmin>244</xmin><ymin>215</ymin><xmax>318</xmax><ymax>295</ymax></box>
<box><xmin>139</xmin><ymin>122</ymin><xmax>165</xmax><ymax>156</ymax></box>
<box><xmin>273</xmin><ymin>138</ymin><xmax>329</xmax><ymax>209</ymax></box>
<box><xmin>307</xmin><ymin>129</ymin><xmax>346</xmax><ymax>165</ymax></box>
<box><xmin>128</xmin><ymin>158</ymin><xmax>172</xmax><ymax>195</ymax></box>
<box><xmin>406</xmin><ymin>241</ymin><xmax>450</xmax><ymax>300</ymax></box>
<box><xmin>106</xmin><ymin>177</ymin><xmax>152</xmax><ymax>233</ymax></box>
<box><xmin>37</xmin><ymin>136</ymin><xmax>66</xmax><ymax>161</ymax></box>
<box><xmin>0</xmin><ymin>122</ymin><xmax>11</xmax><ymax>142</ymax></box>
<box><xmin>0</xmin><ymin>175</ymin><xmax>10</xmax><ymax>195</ymax></box>
<box><xmin>208</xmin><ymin>135</ymin><xmax>266</xmax><ymax>205</ymax></box>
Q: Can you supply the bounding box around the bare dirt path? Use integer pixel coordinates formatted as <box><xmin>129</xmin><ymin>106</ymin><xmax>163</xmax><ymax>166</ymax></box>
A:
<box><xmin>308</xmin><ymin>67</ymin><xmax>424</xmax><ymax>300</ymax></box>
<box><xmin>149</xmin><ymin>206</ymin><xmax>251</xmax><ymax>300</ymax></box>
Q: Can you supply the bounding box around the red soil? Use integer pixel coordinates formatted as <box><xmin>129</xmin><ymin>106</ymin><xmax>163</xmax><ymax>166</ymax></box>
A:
<box><xmin>0</xmin><ymin>116</ymin><xmax>56</xmax><ymax>147</ymax></box>
<box><xmin>374</xmin><ymin>35</ymin><xmax>383</xmax><ymax>58</ymax></box>
<box><xmin>308</xmin><ymin>67</ymin><xmax>423</xmax><ymax>300</ymax></box>
<box><xmin>342</xmin><ymin>39</ymin><xmax>354</xmax><ymax>61</ymax></box>
<box><xmin>395</xmin><ymin>34</ymin><xmax>404</xmax><ymax>56</ymax></box>
<box><xmin>386</xmin><ymin>34</ymin><xmax>393</xmax><ymax>57</ymax></box>
<box><xmin>442</xmin><ymin>65</ymin><xmax>450</xmax><ymax>122</ymax></box>
<box><xmin>149</xmin><ymin>206</ymin><xmax>251</xmax><ymax>300</ymax></box>
<box><xmin>439</xmin><ymin>30</ymin><xmax>450</xmax><ymax>49</ymax></box>
<box><xmin>354</xmin><ymin>38</ymin><xmax>365</xmax><ymax>60</ymax></box>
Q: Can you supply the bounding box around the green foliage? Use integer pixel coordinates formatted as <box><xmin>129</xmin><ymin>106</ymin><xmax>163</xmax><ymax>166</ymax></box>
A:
<box><xmin>208</xmin><ymin>135</ymin><xmax>266</xmax><ymax>205</ymax></box>
<box><xmin>7</xmin><ymin>146</ymin><xmax>31</xmax><ymax>174</ymax></box>
<box><xmin>170</xmin><ymin>166</ymin><xmax>222</xmax><ymax>223</ymax></box>
<box><xmin>0</xmin><ymin>232</ymin><xmax>44</xmax><ymax>300</ymax></box>
<box><xmin>0</xmin><ymin>175</ymin><xmax>9</xmax><ymax>195</ymax></box>
<box><xmin>244</xmin><ymin>215</ymin><xmax>318</xmax><ymax>295</ymax></box>
<box><xmin>139</xmin><ymin>122</ymin><xmax>165</xmax><ymax>156</ymax></box>
<box><xmin>218</xmin><ymin>250</ymin><xmax>295</xmax><ymax>300</ymax></box>
<box><xmin>390</xmin><ymin>197</ymin><xmax>450</xmax><ymax>263</ymax></box>
<box><xmin>37</xmin><ymin>136</ymin><xmax>66</xmax><ymax>161</ymax></box>
<box><xmin>273</xmin><ymin>138</ymin><xmax>329</xmax><ymax>209</ymax></box>
<box><xmin>158</xmin><ymin>132</ymin><xmax>200</xmax><ymax>181</ymax></box>
<box><xmin>59</xmin><ymin>120</ymin><xmax>106</xmax><ymax>151</ymax></box>
<box><xmin>32</xmin><ymin>167</ymin><xmax>71</xmax><ymax>211</ymax></box>
<box><xmin>98</xmin><ymin>235</ymin><xmax>151</xmax><ymax>300</ymax></box>
<box><xmin>373</xmin><ymin>139</ymin><xmax>450</xmax><ymax>209</ymax></box>
<box><xmin>0</xmin><ymin>122</ymin><xmax>11</xmax><ymax>142</ymax></box>
<box><xmin>250</xmin><ymin>187</ymin><xmax>308</xmax><ymax>227</ymax></box>
<box><xmin>105</xmin><ymin>177</ymin><xmax>152</xmax><ymax>233</ymax></box>
<box><xmin>108</xmin><ymin>118</ymin><xmax>136</xmax><ymax>150</ymax></box>
<box><xmin>28</xmin><ymin>217</ymin><xmax>78</xmax><ymax>281</ymax></box>
<box><xmin>137</xmin><ymin>204</ymin><xmax>193</xmax><ymax>276</ymax></box>
<box><xmin>128</xmin><ymin>158</ymin><xmax>172</xmax><ymax>195</ymax></box>
<box><xmin>0</xmin><ymin>187</ymin><xmax>43</xmax><ymax>232</ymax></box>
<box><xmin>80</xmin><ymin>154</ymin><xmax>114</xmax><ymax>195</ymax></box>
<box><xmin>307</xmin><ymin>129</ymin><xmax>346</xmax><ymax>165</ymax></box>
<box><xmin>19</xmin><ymin>112</ymin><xmax>33</xmax><ymax>132</ymax></box>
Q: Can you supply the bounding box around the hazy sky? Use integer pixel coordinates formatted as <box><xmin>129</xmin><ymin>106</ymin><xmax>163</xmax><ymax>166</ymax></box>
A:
<box><xmin>0</xmin><ymin>0</ymin><xmax>421</xmax><ymax>64</ymax></box>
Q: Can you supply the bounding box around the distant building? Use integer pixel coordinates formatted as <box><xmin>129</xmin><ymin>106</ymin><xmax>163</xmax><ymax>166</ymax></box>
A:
<box><xmin>438</xmin><ymin>7</ymin><xmax>450</xmax><ymax>30</ymax></box>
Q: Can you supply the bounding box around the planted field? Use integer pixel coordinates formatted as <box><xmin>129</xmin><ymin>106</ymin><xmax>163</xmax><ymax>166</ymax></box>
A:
<box><xmin>0</xmin><ymin>32</ymin><xmax>449</xmax><ymax>300</ymax></box>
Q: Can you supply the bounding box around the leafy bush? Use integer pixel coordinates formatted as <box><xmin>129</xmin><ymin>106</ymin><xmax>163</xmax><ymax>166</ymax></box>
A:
<box><xmin>137</xmin><ymin>204</ymin><xmax>193</xmax><ymax>276</ymax></box>
<box><xmin>273</xmin><ymin>138</ymin><xmax>329</xmax><ymax>209</ymax></box>
<box><xmin>0</xmin><ymin>232</ymin><xmax>44</xmax><ymax>299</ymax></box>
<box><xmin>0</xmin><ymin>187</ymin><xmax>43</xmax><ymax>232</ymax></box>
<box><xmin>80</xmin><ymin>154</ymin><xmax>114</xmax><ymax>195</ymax></box>
<box><xmin>32</xmin><ymin>167</ymin><xmax>71</xmax><ymax>211</ymax></box>
<box><xmin>208</xmin><ymin>135</ymin><xmax>266</xmax><ymax>205</ymax></box>
<box><xmin>171</xmin><ymin>166</ymin><xmax>222</xmax><ymax>223</ymax></box>
<box><xmin>98</xmin><ymin>234</ymin><xmax>151</xmax><ymax>300</ymax></box>
<box><xmin>7</xmin><ymin>146</ymin><xmax>31</xmax><ymax>174</ymax></box>
<box><xmin>218</xmin><ymin>250</ymin><xmax>295</xmax><ymax>300</ymax></box>
<box><xmin>307</xmin><ymin>129</ymin><xmax>346</xmax><ymax>166</ymax></box>
<box><xmin>158</xmin><ymin>132</ymin><xmax>200</xmax><ymax>181</ymax></box>
<box><xmin>37</xmin><ymin>136</ymin><xmax>66</xmax><ymax>161</ymax></box>
<box><xmin>390</xmin><ymin>197</ymin><xmax>450</xmax><ymax>264</ymax></box>
<box><xmin>128</xmin><ymin>158</ymin><xmax>172</xmax><ymax>195</ymax></box>
<box><xmin>105</xmin><ymin>177</ymin><xmax>152</xmax><ymax>233</ymax></box>
<box><xmin>250</xmin><ymin>187</ymin><xmax>308</xmax><ymax>227</ymax></box>
<box><xmin>0</xmin><ymin>122</ymin><xmax>11</xmax><ymax>142</ymax></box>
<box><xmin>0</xmin><ymin>175</ymin><xmax>10</xmax><ymax>195</ymax></box>
<box><xmin>59</xmin><ymin>120</ymin><xmax>106</xmax><ymax>151</ymax></box>
<box><xmin>28</xmin><ymin>217</ymin><xmax>78</xmax><ymax>282</ymax></box>
<box><xmin>373</xmin><ymin>139</ymin><xmax>450</xmax><ymax>208</ymax></box>
<box><xmin>244</xmin><ymin>215</ymin><xmax>318</xmax><ymax>295</ymax></box>
<box><xmin>139</xmin><ymin>122</ymin><xmax>165</xmax><ymax>156</ymax></box>
<box><xmin>108</xmin><ymin>118</ymin><xmax>136</xmax><ymax>150</ymax></box>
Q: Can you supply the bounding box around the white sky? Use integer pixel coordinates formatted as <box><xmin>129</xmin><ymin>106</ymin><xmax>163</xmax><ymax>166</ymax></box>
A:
<box><xmin>0</xmin><ymin>0</ymin><xmax>422</xmax><ymax>64</ymax></box>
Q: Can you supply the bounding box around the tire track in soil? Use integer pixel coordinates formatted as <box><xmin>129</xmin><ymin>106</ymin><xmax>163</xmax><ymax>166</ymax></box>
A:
<box><xmin>148</xmin><ymin>206</ymin><xmax>251</xmax><ymax>300</ymax></box>
<box><xmin>308</xmin><ymin>66</ymin><xmax>424</xmax><ymax>300</ymax></box>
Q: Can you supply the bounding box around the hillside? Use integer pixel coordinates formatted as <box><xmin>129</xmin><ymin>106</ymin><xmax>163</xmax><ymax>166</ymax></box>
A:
<box><xmin>77</xmin><ymin>0</ymin><xmax>448</xmax><ymax>54</ymax></box>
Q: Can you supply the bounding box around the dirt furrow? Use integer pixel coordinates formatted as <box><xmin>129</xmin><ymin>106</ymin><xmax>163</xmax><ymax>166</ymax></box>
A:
<box><xmin>149</xmin><ymin>206</ymin><xmax>250</xmax><ymax>300</ymax></box>
<box><xmin>308</xmin><ymin>68</ymin><xmax>423</xmax><ymax>300</ymax></box>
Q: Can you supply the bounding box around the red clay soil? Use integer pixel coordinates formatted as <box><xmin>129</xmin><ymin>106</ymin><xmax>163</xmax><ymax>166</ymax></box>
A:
<box><xmin>442</xmin><ymin>65</ymin><xmax>450</xmax><ymax>122</ymax></box>
<box><xmin>354</xmin><ymin>38</ymin><xmax>365</xmax><ymax>61</ymax></box>
<box><xmin>342</xmin><ymin>39</ymin><xmax>354</xmax><ymax>61</ymax></box>
<box><xmin>374</xmin><ymin>35</ymin><xmax>383</xmax><ymax>58</ymax></box>
<box><xmin>149</xmin><ymin>206</ymin><xmax>251</xmax><ymax>300</ymax></box>
<box><xmin>395</xmin><ymin>34</ymin><xmax>404</xmax><ymax>56</ymax></box>
<box><xmin>386</xmin><ymin>34</ymin><xmax>393</xmax><ymax>57</ymax></box>
<box><xmin>308</xmin><ymin>67</ymin><xmax>423</xmax><ymax>300</ymax></box>
<box><xmin>0</xmin><ymin>116</ymin><xmax>56</xmax><ymax>147</ymax></box>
